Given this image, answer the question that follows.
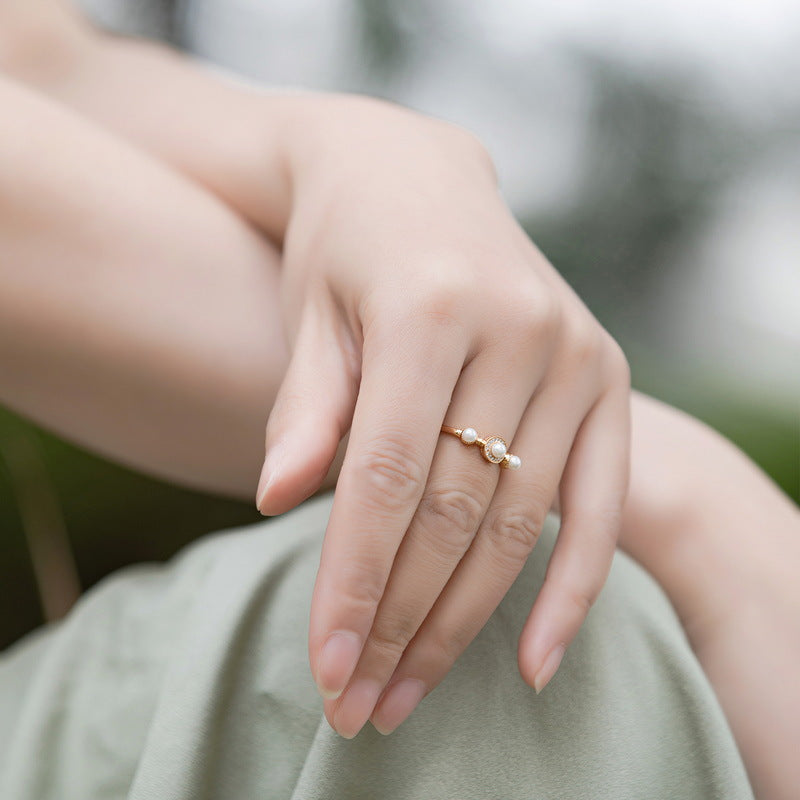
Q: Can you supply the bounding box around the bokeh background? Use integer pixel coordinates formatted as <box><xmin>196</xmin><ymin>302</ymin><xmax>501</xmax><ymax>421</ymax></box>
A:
<box><xmin>1</xmin><ymin>0</ymin><xmax>798</xmax><ymax>649</ymax></box>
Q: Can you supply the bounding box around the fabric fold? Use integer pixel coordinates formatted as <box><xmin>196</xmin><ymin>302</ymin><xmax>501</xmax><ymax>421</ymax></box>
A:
<box><xmin>0</xmin><ymin>490</ymin><xmax>752</xmax><ymax>800</ymax></box>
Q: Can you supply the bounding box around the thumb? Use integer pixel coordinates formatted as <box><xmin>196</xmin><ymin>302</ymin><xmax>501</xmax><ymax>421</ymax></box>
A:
<box><xmin>256</xmin><ymin>294</ymin><xmax>359</xmax><ymax>515</ymax></box>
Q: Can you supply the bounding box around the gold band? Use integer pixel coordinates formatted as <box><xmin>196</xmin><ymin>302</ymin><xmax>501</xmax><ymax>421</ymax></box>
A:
<box><xmin>440</xmin><ymin>425</ymin><xmax>522</xmax><ymax>470</ymax></box>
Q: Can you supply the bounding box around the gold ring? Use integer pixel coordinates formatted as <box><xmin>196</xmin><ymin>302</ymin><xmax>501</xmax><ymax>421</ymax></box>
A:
<box><xmin>441</xmin><ymin>425</ymin><xmax>522</xmax><ymax>470</ymax></box>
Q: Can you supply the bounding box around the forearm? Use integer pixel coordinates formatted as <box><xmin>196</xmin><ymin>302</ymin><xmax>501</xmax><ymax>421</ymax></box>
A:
<box><xmin>619</xmin><ymin>394</ymin><xmax>800</xmax><ymax>800</ymax></box>
<box><xmin>0</xmin><ymin>1</ymin><xmax>483</xmax><ymax>246</ymax></box>
<box><xmin>0</xmin><ymin>4</ymin><xmax>293</xmax><ymax>239</ymax></box>
<box><xmin>0</xmin><ymin>76</ymin><xmax>286</xmax><ymax>497</ymax></box>
<box><xmin>620</xmin><ymin>395</ymin><xmax>798</xmax><ymax>638</ymax></box>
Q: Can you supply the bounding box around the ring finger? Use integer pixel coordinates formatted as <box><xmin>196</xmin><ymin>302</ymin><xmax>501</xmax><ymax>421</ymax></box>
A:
<box><xmin>368</xmin><ymin>377</ymin><xmax>595</xmax><ymax>734</ymax></box>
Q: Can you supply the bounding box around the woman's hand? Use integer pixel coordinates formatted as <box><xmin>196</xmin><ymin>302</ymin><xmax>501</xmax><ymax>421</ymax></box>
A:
<box><xmin>2</xmin><ymin>12</ymin><xmax>630</xmax><ymax>736</ymax></box>
<box><xmin>256</xmin><ymin>96</ymin><xmax>631</xmax><ymax>737</ymax></box>
<box><xmin>0</xmin><ymin>18</ymin><xmax>628</xmax><ymax>735</ymax></box>
<box><xmin>4</xmin><ymin>51</ymin><xmax>795</xmax><ymax>793</ymax></box>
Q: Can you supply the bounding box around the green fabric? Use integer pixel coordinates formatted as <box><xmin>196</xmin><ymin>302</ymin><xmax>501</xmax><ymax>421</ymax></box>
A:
<box><xmin>0</xmin><ymin>489</ymin><xmax>752</xmax><ymax>799</ymax></box>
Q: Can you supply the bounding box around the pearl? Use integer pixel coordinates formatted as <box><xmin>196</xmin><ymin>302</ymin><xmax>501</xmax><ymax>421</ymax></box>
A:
<box><xmin>507</xmin><ymin>454</ymin><xmax>522</xmax><ymax>470</ymax></box>
<box><xmin>491</xmin><ymin>440</ymin><xmax>507</xmax><ymax>459</ymax></box>
<box><xmin>460</xmin><ymin>427</ymin><xmax>478</xmax><ymax>444</ymax></box>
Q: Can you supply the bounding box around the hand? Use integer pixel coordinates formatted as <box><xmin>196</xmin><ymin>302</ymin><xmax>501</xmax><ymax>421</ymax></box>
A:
<box><xmin>255</xmin><ymin>95</ymin><xmax>631</xmax><ymax>737</ymax></box>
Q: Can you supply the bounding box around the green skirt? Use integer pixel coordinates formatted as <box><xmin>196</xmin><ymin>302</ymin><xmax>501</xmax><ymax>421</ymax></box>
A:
<box><xmin>0</xmin><ymin>489</ymin><xmax>752</xmax><ymax>799</ymax></box>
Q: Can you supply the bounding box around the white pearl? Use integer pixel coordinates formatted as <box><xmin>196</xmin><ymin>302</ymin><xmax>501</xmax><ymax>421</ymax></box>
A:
<box><xmin>460</xmin><ymin>427</ymin><xmax>478</xmax><ymax>444</ymax></box>
<box><xmin>507</xmin><ymin>455</ymin><xmax>522</xmax><ymax>470</ymax></box>
<box><xmin>491</xmin><ymin>440</ymin><xmax>507</xmax><ymax>459</ymax></box>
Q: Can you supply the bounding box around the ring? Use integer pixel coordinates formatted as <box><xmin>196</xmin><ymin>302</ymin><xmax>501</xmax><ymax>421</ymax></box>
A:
<box><xmin>441</xmin><ymin>425</ymin><xmax>522</xmax><ymax>470</ymax></box>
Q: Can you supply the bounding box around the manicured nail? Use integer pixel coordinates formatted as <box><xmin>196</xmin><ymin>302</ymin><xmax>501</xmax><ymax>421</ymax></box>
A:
<box><xmin>255</xmin><ymin>456</ymin><xmax>272</xmax><ymax>511</ymax></box>
<box><xmin>332</xmin><ymin>678</ymin><xmax>384</xmax><ymax>739</ymax></box>
<box><xmin>316</xmin><ymin>631</ymin><xmax>362</xmax><ymax>700</ymax></box>
<box><xmin>256</xmin><ymin>439</ymin><xmax>288</xmax><ymax>512</ymax></box>
<box><xmin>534</xmin><ymin>644</ymin><xmax>565</xmax><ymax>694</ymax></box>
<box><xmin>371</xmin><ymin>678</ymin><xmax>427</xmax><ymax>735</ymax></box>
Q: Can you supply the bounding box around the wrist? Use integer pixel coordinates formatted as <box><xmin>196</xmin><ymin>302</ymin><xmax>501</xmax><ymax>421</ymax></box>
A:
<box><xmin>276</xmin><ymin>92</ymin><xmax>497</xmax><ymax>219</ymax></box>
<box><xmin>0</xmin><ymin>3</ymin><xmax>93</xmax><ymax>82</ymax></box>
<box><xmin>620</xmin><ymin>393</ymin><xmax>800</xmax><ymax>647</ymax></box>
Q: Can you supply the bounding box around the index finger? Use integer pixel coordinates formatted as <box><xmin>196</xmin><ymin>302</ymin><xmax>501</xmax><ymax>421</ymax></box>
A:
<box><xmin>310</xmin><ymin>306</ymin><xmax>469</xmax><ymax>700</ymax></box>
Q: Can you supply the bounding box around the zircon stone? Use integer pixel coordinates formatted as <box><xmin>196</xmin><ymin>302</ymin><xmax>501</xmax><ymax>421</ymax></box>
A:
<box><xmin>460</xmin><ymin>427</ymin><xmax>478</xmax><ymax>444</ymax></box>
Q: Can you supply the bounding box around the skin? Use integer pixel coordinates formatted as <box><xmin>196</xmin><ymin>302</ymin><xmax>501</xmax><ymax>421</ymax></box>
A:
<box><xmin>0</xmin><ymin>3</ymin><xmax>634</xmax><ymax>738</ymax></box>
<box><xmin>0</xmin><ymin>11</ymin><xmax>798</xmax><ymax>798</ymax></box>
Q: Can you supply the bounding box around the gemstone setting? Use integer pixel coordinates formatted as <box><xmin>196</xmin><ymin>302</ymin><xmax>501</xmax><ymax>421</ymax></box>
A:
<box><xmin>483</xmin><ymin>436</ymin><xmax>508</xmax><ymax>464</ymax></box>
<box><xmin>441</xmin><ymin>425</ymin><xmax>522</xmax><ymax>471</ymax></box>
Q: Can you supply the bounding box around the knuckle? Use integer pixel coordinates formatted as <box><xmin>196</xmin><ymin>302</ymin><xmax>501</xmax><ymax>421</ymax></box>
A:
<box><xmin>560</xmin><ymin>580</ymin><xmax>598</xmax><ymax>618</ymax></box>
<box><xmin>367</xmin><ymin>621</ymin><xmax>415</xmax><ymax>662</ymax></box>
<box><xmin>356</xmin><ymin>437</ymin><xmax>427</xmax><ymax>509</ymax></box>
<box><xmin>509</xmin><ymin>289</ymin><xmax>561</xmax><ymax>343</ymax></box>
<box><xmin>566</xmin><ymin>326</ymin><xmax>603</xmax><ymax>372</ymax></box>
<box><xmin>408</xmin><ymin>275</ymin><xmax>470</xmax><ymax>329</ymax></box>
<box><xmin>482</xmin><ymin>505</ymin><xmax>543</xmax><ymax>563</ymax></box>
<box><xmin>604</xmin><ymin>337</ymin><xmax>631</xmax><ymax>387</ymax></box>
<box><xmin>453</xmin><ymin>124</ymin><xmax>493</xmax><ymax>166</ymax></box>
<box><xmin>417</xmin><ymin>487</ymin><xmax>484</xmax><ymax>557</ymax></box>
<box><xmin>425</xmin><ymin>621</ymin><xmax>473</xmax><ymax>667</ymax></box>
<box><xmin>432</xmin><ymin>121</ymin><xmax>498</xmax><ymax>183</ymax></box>
<box><xmin>363</xmin><ymin>279</ymin><xmax>465</xmax><ymax>348</ymax></box>
<box><xmin>338</xmin><ymin>558</ymin><xmax>388</xmax><ymax>611</ymax></box>
<box><xmin>467</xmin><ymin>133</ymin><xmax>498</xmax><ymax>182</ymax></box>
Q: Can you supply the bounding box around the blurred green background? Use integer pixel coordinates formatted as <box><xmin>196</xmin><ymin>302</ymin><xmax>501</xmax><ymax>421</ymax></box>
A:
<box><xmin>1</xmin><ymin>0</ymin><xmax>798</xmax><ymax>650</ymax></box>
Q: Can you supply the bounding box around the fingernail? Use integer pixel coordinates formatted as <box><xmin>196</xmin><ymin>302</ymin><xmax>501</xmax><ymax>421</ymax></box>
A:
<box><xmin>371</xmin><ymin>678</ymin><xmax>427</xmax><ymax>735</ymax></box>
<box><xmin>256</xmin><ymin>440</ymin><xmax>287</xmax><ymax>512</ymax></box>
<box><xmin>332</xmin><ymin>678</ymin><xmax>384</xmax><ymax>739</ymax></box>
<box><xmin>316</xmin><ymin>631</ymin><xmax>362</xmax><ymax>700</ymax></box>
<box><xmin>534</xmin><ymin>644</ymin><xmax>565</xmax><ymax>694</ymax></box>
<box><xmin>255</xmin><ymin>456</ymin><xmax>272</xmax><ymax>511</ymax></box>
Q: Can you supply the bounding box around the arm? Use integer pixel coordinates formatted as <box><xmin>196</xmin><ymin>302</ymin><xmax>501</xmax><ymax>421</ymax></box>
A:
<box><xmin>0</xmin><ymin>0</ymin><xmax>292</xmax><ymax>238</ymax></box>
<box><xmin>619</xmin><ymin>394</ymin><xmax>800</xmax><ymax>800</ymax></box>
<box><xmin>2</xmin><ymin>2</ymin><xmax>636</xmax><ymax>740</ymax></box>
<box><xmin>0</xmin><ymin>72</ymin><xmax>797</xmax><ymax>798</ymax></box>
<box><xmin>5</xmin><ymin>10</ymin><xmax>799</xmax><ymax>786</ymax></box>
<box><xmin>0</xmin><ymin>74</ymin><xmax>336</xmax><ymax>498</ymax></box>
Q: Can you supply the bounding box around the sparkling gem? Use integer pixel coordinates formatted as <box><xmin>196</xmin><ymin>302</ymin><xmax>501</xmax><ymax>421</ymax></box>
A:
<box><xmin>483</xmin><ymin>436</ymin><xmax>508</xmax><ymax>463</ymax></box>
